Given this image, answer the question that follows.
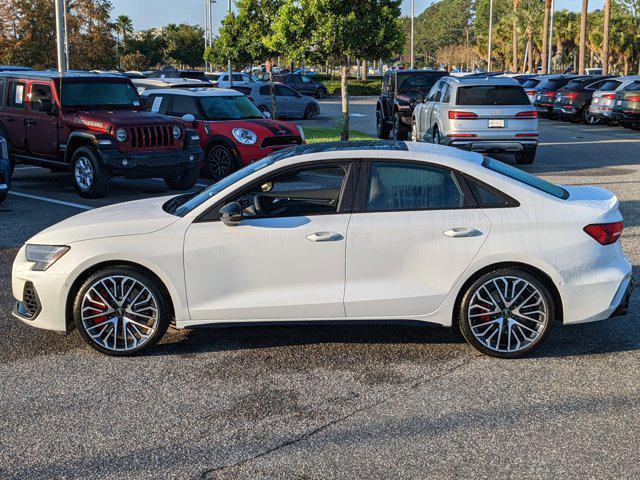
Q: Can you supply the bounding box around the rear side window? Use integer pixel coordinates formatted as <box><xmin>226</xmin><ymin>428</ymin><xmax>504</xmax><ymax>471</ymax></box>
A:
<box><xmin>367</xmin><ymin>162</ymin><xmax>464</xmax><ymax>211</ymax></box>
<box><xmin>8</xmin><ymin>82</ymin><xmax>25</xmax><ymax>108</ymax></box>
<box><xmin>625</xmin><ymin>81</ymin><xmax>640</xmax><ymax>91</ymax></box>
<box><xmin>231</xmin><ymin>86</ymin><xmax>252</xmax><ymax>95</ymax></box>
<box><xmin>0</xmin><ymin>79</ymin><xmax>5</xmax><ymax>109</ymax></box>
<box><xmin>482</xmin><ymin>157</ymin><xmax>569</xmax><ymax>199</ymax></box>
<box><xmin>457</xmin><ymin>86</ymin><xmax>529</xmax><ymax>105</ymax></box>
<box><xmin>564</xmin><ymin>80</ymin><xmax>585</xmax><ymax>90</ymax></box>
<box><xmin>599</xmin><ymin>80</ymin><xmax>621</xmax><ymax>91</ymax></box>
<box><xmin>259</xmin><ymin>85</ymin><xmax>270</xmax><ymax>96</ymax></box>
<box><xmin>465</xmin><ymin>177</ymin><xmax>510</xmax><ymax>207</ymax></box>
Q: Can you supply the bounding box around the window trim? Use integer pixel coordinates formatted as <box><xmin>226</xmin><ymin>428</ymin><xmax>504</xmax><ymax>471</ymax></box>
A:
<box><xmin>195</xmin><ymin>159</ymin><xmax>361</xmax><ymax>223</ymax></box>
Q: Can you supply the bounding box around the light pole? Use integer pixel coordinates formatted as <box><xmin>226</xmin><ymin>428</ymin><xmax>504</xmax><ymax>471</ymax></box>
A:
<box><xmin>54</xmin><ymin>0</ymin><xmax>67</xmax><ymax>72</ymax></box>
<box><xmin>204</xmin><ymin>0</ymin><xmax>209</xmax><ymax>71</ymax></box>
<box><xmin>487</xmin><ymin>0</ymin><xmax>494</xmax><ymax>72</ymax></box>
<box><xmin>547</xmin><ymin>0</ymin><xmax>555</xmax><ymax>73</ymax></box>
<box><xmin>410</xmin><ymin>0</ymin><xmax>415</xmax><ymax>69</ymax></box>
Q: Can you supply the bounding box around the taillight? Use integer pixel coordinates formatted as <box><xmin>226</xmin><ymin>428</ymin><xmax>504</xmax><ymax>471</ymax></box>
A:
<box><xmin>627</xmin><ymin>95</ymin><xmax>640</xmax><ymax>102</ymax></box>
<box><xmin>546</xmin><ymin>91</ymin><xmax>556</xmax><ymax>98</ymax></box>
<box><xmin>514</xmin><ymin>111</ymin><xmax>538</xmax><ymax>119</ymax></box>
<box><xmin>526</xmin><ymin>90</ymin><xmax>536</xmax><ymax>95</ymax></box>
<box><xmin>584</xmin><ymin>222</ymin><xmax>624</xmax><ymax>245</ymax></box>
<box><xmin>565</xmin><ymin>92</ymin><xmax>579</xmax><ymax>100</ymax></box>
<box><xmin>601</xmin><ymin>93</ymin><xmax>616</xmax><ymax>100</ymax></box>
<box><xmin>449</xmin><ymin>111</ymin><xmax>478</xmax><ymax>119</ymax></box>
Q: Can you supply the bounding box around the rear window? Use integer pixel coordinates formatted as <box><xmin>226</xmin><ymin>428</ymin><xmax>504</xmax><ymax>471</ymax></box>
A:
<box><xmin>482</xmin><ymin>157</ymin><xmax>569</xmax><ymax>199</ymax></box>
<box><xmin>563</xmin><ymin>80</ymin><xmax>585</xmax><ymax>90</ymax></box>
<box><xmin>521</xmin><ymin>79</ymin><xmax>540</xmax><ymax>88</ymax></box>
<box><xmin>599</xmin><ymin>80</ymin><xmax>621</xmax><ymax>91</ymax></box>
<box><xmin>536</xmin><ymin>78</ymin><xmax>566</xmax><ymax>90</ymax></box>
<box><xmin>456</xmin><ymin>86</ymin><xmax>529</xmax><ymax>105</ymax></box>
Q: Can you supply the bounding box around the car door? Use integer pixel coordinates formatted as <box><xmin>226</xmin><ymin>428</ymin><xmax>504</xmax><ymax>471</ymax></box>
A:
<box><xmin>429</xmin><ymin>83</ymin><xmax>449</xmax><ymax>135</ymax></box>
<box><xmin>344</xmin><ymin>160</ymin><xmax>491</xmax><ymax>318</ymax></box>
<box><xmin>25</xmin><ymin>82</ymin><xmax>59</xmax><ymax>158</ymax></box>
<box><xmin>299</xmin><ymin>75</ymin><xmax>315</xmax><ymax>94</ymax></box>
<box><xmin>420</xmin><ymin>81</ymin><xmax>442</xmax><ymax>140</ymax></box>
<box><xmin>275</xmin><ymin>84</ymin><xmax>299</xmax><ymax>116</ymax></box>
<box><xmin>3</xmin><ymin>81</ymin><xmax>27</xmax><ymax>153</ymax></box>
<box><xmin>183</xmin><ymin>161</ymin><xmax>359</xmax><ymax>322</ymax></box>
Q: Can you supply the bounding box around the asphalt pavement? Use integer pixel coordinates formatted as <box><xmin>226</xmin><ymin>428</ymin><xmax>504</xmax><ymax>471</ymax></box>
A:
<box><xmin>1</xmin><ymin>110</ymin><xmax>640</xmax><ymax>479</ymax></box>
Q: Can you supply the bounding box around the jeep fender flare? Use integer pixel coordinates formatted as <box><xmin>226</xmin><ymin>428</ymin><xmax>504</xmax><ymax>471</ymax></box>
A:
<box><xmin>203</xmin><ymin>135</ymin><xmax>242</xmax><ymax>166</ymax></box>
<box><xmin>64</xmin><ymin>131</ymin><xmax>116</xmax><ymax>164</ymax></box>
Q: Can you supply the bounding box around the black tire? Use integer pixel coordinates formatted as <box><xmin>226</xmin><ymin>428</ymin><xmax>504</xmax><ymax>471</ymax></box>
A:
<box><xmin>71</xmin><ymin>146</ymin><xmax>110</xmax><ymax>198</ymax></box>
<box><xmin>581</xmin><ymin>106</ymin><xmax>600</xmax><ymax>125</ymax></box>
<box><xmin>0</xmin><ymin>189</ymin><xmax>6</xmax><ymax>203</ymax></box>
<box><xmin>73</xmin><ymin>266</ymin><xmax>170</xmax><ymax>356</ymax></box>
<box><xmin>315</xmin><ymin>88</ymin><xmax>326</xmax><ymax>99</ymax></box>
<box><xmin>0</xmin><ymin>126</ymin><xmax>14</xmax><ymax>175</ymax></box>
<box><xmin>303</xmin><ymin>103</ymin><xmax>319</xmax><ymax>120</ymax></box>
<box><xmin>458</xmin><ymin>268</ymin><xmax>554</xmax><ymax>359</ymax></box>
<box><xmin>631</xmin><ymin>122</ymin><xmax>640</xmax><ymax>131</ymax></box>
<box><xmin>515</xmin><ymin>148</ymin><xmax>536</xmax><ymax>165</ymax></box>
<box><xmin>391</xmin><ymin>112</ymin><xmax>408</xmax><ymax>141</ymax></box>
<box><xmin>376</xmin><ymin>110</ymin><xmax>391</xmax><ymax>139</ymax></box>
<box><xmin>432</xmin><ymin>126</ymin><xmax>442</xmax><ymax>145</ymax></box>
<box><xmin>164</xmin><ymin>164</ymin><xmax>199</xmax><ymax>190</ymax></box>
<box><xmin>206</xmin><ymin>144</ymin><xmax>236</xmax><ymax>182</ymax></box>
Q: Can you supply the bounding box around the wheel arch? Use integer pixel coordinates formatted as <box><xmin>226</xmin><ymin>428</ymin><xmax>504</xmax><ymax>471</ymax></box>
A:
<box><xmin>64</xmin><ymin>131</ymin><xmax>112</xmax><ymax>164</ymax></box>
<box><xmin>204</xmin><ymin>135</ymin><xmax>242</xmax><ymax>165</ymax></box>
<box><xmin>451</xmin><ymin>261</ymin><xmax>564</xmax><ymax>331</ymax></box>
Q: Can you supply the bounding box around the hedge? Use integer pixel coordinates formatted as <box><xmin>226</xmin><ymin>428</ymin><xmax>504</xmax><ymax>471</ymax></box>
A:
<box><xmin>324</xmin><ymin>79</ymin><xmax>382</xmax><ymax>96</ymax></box>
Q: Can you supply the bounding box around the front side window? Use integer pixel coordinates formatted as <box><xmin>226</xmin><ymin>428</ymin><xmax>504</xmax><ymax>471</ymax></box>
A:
<box><xmin>259</xmin><ymin>85</ymin><xmax>271</xmax><ymax>96</ymax></box>
<box><xmin>625</xmin><ymin>81</ymin><xmax>640</xmax><ymax>91</ymax></box>
<box><xmin>457</xmin><ymin>86</ymin><xmax>530</xmax><ymax>105</ymax></box>
<box><xmin>230</xmin><ymin>165</ymin><xmax>348</xmax><ymax>218</ymax></box>
<box><xmin>276</xmin><ymin>85</ymin><xmax>298</xmax><ymax>97</ymax></box>
<box><xmin>367</xmin><ymin>162</ymin><xmax>464</xmax><ymax>211</ymax></box>
<box><xmin>30</xmin><ymin>83</ymin><xmax>53</xmax><ymax>111</ymax></box>
<box><xmin>61</xmin><ymin>81</ymin><xmax>141</xmax><ymax>108</ymax></box>
<box><xmin>427</xmin><ymin>81</ymin><xmax>442</xmax><ymax>102</ymax></box>
<box><xmin>232</xmin><ymin>74</ymin><xmax>245</xmax><ymax>82</ymax></box>
<box><xmin>199</xmin><ymin>95</ymin><xmax>263</xmax><ymax>120</ymax></box>
<box><xmin>301</xmin><ymin>76</ymin><xmax>313</xmax><ymax>83</ymax></box>
<box><xmin>482</xmin><ymin>157</ymin><xmax>569</xmax><ymax>199</ymax></box>
<box><xmin>0</xmin><ymin>79</ymin><xmax>5</xmax><ymax>108</ymax></box>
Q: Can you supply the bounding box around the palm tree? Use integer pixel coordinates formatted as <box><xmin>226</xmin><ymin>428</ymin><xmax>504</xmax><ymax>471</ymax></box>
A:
<box><xmin>578</xmin><ymin>0</ymin><xmax>588</xmax><ymax>74</ymax></box>
<box><xmin>512</xmin><ymin>0</ymin><xmax>520</xmax><ymax>71</ymax></box>
<box><xmin>602</xmin><ymin>0</ymin><xmax>611</xmax><ymax>74</ymax></box>
<box><xmin>114</xmin><ymin>15</ymin><xmax>133</xmax><ymax>69</ymax></box>
<box><xmin>541</xmin><ymin>0</ymin><xmax>552</xmax><ymax>73</ymax></box>
<box><xmin>515</xmin><ymin>0</ymin><xmax>544</xmax><ymax>73</ymax></box>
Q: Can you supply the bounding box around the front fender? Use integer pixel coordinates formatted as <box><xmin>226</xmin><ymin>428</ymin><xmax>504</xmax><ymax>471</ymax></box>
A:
<box><xmin>64</xmin><ymin>131</ymin><xmax>117</xmax><ymax>163</ymax></box>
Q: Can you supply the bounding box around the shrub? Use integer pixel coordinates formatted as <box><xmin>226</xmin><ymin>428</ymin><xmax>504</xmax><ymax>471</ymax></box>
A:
<box><xmin>324</xmin><ymin>79</ymin><xmax>382</xmax><ymax>96</ymax></box>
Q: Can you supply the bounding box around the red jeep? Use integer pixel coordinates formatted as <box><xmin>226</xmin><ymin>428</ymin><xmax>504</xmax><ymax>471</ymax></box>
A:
<box><xmin>0</xmin><ymin>71</ymin><xmax>202</xmax><ymax>198</ymax></box>
<box><xmin>141</xmin><ymin>87</ymin><xmax>305</xmax><ymax>181</ymax></box>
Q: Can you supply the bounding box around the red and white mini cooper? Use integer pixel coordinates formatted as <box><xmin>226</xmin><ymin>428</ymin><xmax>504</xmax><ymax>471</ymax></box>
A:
<box><xmin>142</xmin><ymin>87</ymin><xmax>306</xmax><ymax>180</ymax></box>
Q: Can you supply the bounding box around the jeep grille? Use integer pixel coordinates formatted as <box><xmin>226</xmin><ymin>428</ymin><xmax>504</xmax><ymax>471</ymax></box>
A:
<box><xmin>128</xmin><ymin>125</ymin><xmax>179</xmax><ymax>150</ymax></box>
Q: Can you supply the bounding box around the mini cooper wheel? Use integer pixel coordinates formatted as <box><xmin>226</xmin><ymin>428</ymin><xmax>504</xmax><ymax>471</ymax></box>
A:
<box><xmin>304</xmin><ymin>103</ymin><xmax>319</xmax><ymax>120</ymax></box>
<box><xmin>206</xmin><ymin>144</ymin><xmax>236</xmax><ymax>181</ymax></box>
<box><xmin>73</xmin><ymin>267</ymin><xmax>170</xmax><ymax>356</ymax></box>
<box><xmin>458</xmin><ymin>269</ymin><xmax>554</xmax><ymax>358</ymax></box>
<box><xmin>71</xmin><ymin>147</ymin><xmax>110</xmax><ymax>199</ymax></box>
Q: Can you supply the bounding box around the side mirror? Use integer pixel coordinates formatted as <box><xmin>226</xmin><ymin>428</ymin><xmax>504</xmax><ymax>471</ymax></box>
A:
<box><xmin>220</xmin><ymin>201</ymin><xmax>243</xmax><ymax>226</ymax></box>
<box><xmin>181</xmin><ymin>114</ymin><xmax>197</xmax><ymax>126</ymax></box>
<box><xmin>262</xmin><ymin>111</ymin><xmax>272</xmax><ymax>119</ymax></box>
<box><xmin>37</xmin><ymin>98</ymin><xmax>55</xmax><ymax>114</ymax></box>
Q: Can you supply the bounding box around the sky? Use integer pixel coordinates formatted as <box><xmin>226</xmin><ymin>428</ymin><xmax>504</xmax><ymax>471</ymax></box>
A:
<box><xmin>111</xmin><ymin>0</ymin><xmax>607</xmax><ymax>33</ymax></box>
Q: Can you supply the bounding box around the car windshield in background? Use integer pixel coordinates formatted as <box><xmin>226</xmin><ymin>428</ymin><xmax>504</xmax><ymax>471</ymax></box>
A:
<box><xmin>482</xmin><ymin>157</ymin><xmax>569</xmax><ymax>199</ymax></box>
<box><xmin>398</xmin><ymin>75</ymin><xmax>441</xmax><ymax>92</ymax></box>
<box><xmin>200</xmin><ymin>95</ymin><xmax>264</xmax><ymax>120</ymax></box>
<box><xmin>457</xmin><ymin>86</ymin><xmax>530</xmax><ymax>105</ymax></box>
<box><xmin>61</xmin><ymin>81</ymin><xmax>141</xmax><ymax>108</ymax></box>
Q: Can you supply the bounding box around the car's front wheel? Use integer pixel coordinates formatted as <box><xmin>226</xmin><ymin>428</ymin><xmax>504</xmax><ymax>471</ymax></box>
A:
<box><xmin>391</xmin><ymin>112</ymin><xmax>408</xmax><ymax>140</ymax></box>
<box><xmin>164</xmin><ymin>164</ymin><xmax>199</xmax><ymax>191</ymax></box>
<box><xmin>73</xmin><ymin>266</ymin><xmax>170</xmax><ymax>356</ymax></box>
<box><xmin>376</xmin><ymin>111</ymin><xmax>391</xmax><ymax>139</ymax></box>
<box><xmin>206</xmin><ymin>144</ymin><xmax>236</xmax><ymax>181</ymax></box>
<box><xmin>71</xmin><ymin>147</ymin><xmax>111</xmax><ymax>199</ymax></box>
<box><xmin>458</xmin><ymin>268</ymin><xmax>554</xmax><ymax>358</ymax></box>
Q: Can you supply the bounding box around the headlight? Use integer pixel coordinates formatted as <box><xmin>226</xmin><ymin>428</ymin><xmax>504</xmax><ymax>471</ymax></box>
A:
<box><xmin>297</xmin><ymin>125</ymin><xmax>306</xmax><ymax>143</ymax></box>
<box><xmin>172</xmin><ymin>125</ymin><xmax>182</xmax><ymax>139</ymax></box>
<box><xmin>25</xmin><ymin>245</ymin><xmax>70</xmax><ymax>271</ymax></box>
<box><xmin>115</xmin><ymin>128</ymin><xmax>127</xmax><ymax>142</ymax></box>
<box><xmin>232</xmin><ymin>128</ymin><xmax>258</xmax><ymax>145</ymax></box>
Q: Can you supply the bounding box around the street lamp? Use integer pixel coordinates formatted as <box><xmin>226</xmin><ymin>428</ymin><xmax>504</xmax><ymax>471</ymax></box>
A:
<box><xmin>54</xmin><ymin>0</ymin><xmax>67</xmax><ymax>72</ymax></box>
<box><xmin>410</xmin><ymin>0</ymin><xmax>415</xmax><ymax>69</ymax></box>
<box><xmin>547</xmin><ymin>0</ymin><xmax>555</xmax><ymax>73</ymax></box>
<box><xmin>227</xmin><ymin>0</ymin><xmax>233</xmax><ymax>84</ymax></box>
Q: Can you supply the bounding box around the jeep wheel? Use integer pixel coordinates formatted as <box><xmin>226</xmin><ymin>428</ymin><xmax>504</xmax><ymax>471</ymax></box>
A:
<box><xmin>391</xmin><ymin>113</ymin><xmax>408</xmax><ymax>141</ymax></box>
<box><xmin>164</xmin><ymin>164</ymin><xmax>199</xmax><ymax>191</ymax></box>
<box><xmin>206</xmin><ymin>144</ymin><xmax>236</xmax><ymax>182</ymax></box>
<box><xmin>71</xmin><ymin>147</ymin><xmax>110</xmax><ymax>199</ymax></box>
<box><xmin>376</xmin><ymin>111</ymin><xmax>391</xmax><ymax>139</ymax></box>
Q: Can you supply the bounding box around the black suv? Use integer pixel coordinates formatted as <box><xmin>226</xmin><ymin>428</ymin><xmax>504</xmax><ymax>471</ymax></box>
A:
<box><xmin>278</xmin><ymin>73</ymin><xmax>328</xmax><ymax>99</ymax></box>
<box><xmin>532</xmin><ymin>75</ymin><xmax>586</xmax><ymax>119</ymax></box>
<box><xmin>553</xmin><ymin>75</ymin><xmax>614</xmax><ymax>124</ymax></box>
<box><xmin>377</xmin><ymin>69</ymin><xmax>448</xmax><ymax>140</ymax></box>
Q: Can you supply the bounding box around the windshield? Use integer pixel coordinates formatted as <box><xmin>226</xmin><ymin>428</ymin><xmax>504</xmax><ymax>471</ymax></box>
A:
<box><xmin>482</xmin><ymin>157</ymin><xmax>569</xmax><ymax>199</ymax></box>
<box><xmin>168</xmin><ymin>155</ymin><xmax>277</xmax><ymax>216</ymax></box>
<box><xmin>457</xmin><ymin>86</ymin><xmax>530</xmax><ymax>105</ymax></box>
<box><xmin>398</xmin><ymin>74</ymin><xmax>442</xmax><ymax>92</ymax></box>
<box><xmin>200</xmin><ymin>95</ymin><xmax>263</xmax><ymax>120</ymax></box>
<box><xmin>61</xmin><ymin>81</ymin><xmax>141</xmax><ymax>108</ymax></box>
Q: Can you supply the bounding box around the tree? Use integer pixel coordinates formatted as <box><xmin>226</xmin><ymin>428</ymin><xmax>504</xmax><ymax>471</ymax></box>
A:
<box><xmin>541</xmin><ymin>0</ymin><xmax>552</xmax><ymax>73</ymax></box>
<box><xmin>515</xmin><ymin>0</ymin><xmax>544</xmax><ymax>72</ymax></box>
<box><xmin>513</xmin><ymin>0</ymin><xmax>520</xmax><ymax>71</ymax></box>
<box><xmin>120</xmin><ymin>52</ymin><xmax>149</xmax><ymax>71</ymax></box>
<box><xmin>578</xmin><ymin>0</ymin><xmax>588</xmax><ymax>73</ymax></box>
<box><xmin>113</xmin><ymin>14</ymin><xmax>133</xmax><ymax>69</ymax></box>
<box><xmin>272</xmin><ymin>0</ymin><xmax>404</xmax><ymax>140</ymax></box>
<box><xmin>125</xmin><ymin>29</ymin><xmax>167</xmax><ymax>68</ymax></box>
<box><xmin>163</xmin><ymin>24</ymin><xmax>205</xmax><ymax>68</ymax></box>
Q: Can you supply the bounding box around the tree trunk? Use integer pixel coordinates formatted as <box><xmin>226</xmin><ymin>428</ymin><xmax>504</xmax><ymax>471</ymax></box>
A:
<box><xmin>363</xmin><ymin>59</ymin><xmax>368</xmax><ymax>80</ymax></box>
<box><xmin>624</xmin><ymin>56</ymin><xmax>629</xmax><ymax>75</ymax></box>
<box><xmin>578</xmin><ymin>0</ymin><xmax>588</xmax><ymax>74</ymax></box>
<box><xmin>268</xmin><ymin>60</ymin><xmax>278</xmax><ymax>120</ymax></box>
<box><xmin>541</xmin><ymin>0</ymin><xmax>551</xmax><ymax>74</ymax></box>
<box><xmin>340</xmin><ymin>64</ymin><xmax>349</xmax><ymax>142</ymax></box>
<box><xmin>589</xmin><ymin>48</ymin><xmax>594</xmax><ymax>68</ymax></box>
<box><xmin>512</xmin><ymin>1</ymin><xmax>519</xmax><ymax>72</ymax></box>
<box><xmin>527</xmin><ymin>32</ymin><xmax>534</xmax><ymax>73</ymax></box>
<box><xmin>602</xmin><ymin>0</ymin><xmax>611</xmax><ymax>75</ymax></box>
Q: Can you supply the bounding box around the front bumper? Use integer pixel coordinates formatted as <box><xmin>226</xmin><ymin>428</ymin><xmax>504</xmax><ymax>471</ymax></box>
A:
<box><xmin>445</xmin><ymin>138</ymin><xmax>538</xmax><ymax>154</ymax></box>
<box><xmin>99</xmin><ymin>144</ymin><xmax>203</xmax><ymax>178</ymax></box>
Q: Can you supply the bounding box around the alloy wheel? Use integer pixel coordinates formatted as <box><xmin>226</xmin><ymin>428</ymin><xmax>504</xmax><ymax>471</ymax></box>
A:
<box><xmin>74</xmin><ymin>157</ymin><xmax>94</xmax><ymax>191</ymax></box>
<box><xmin>411</xmin><ymin>121</ymin><xmax>419</xmax><ymax>142</ymax></box>
<box><xmin>80</xmin><ymin>275</ymin><xmax>159</xmax><ymax>352</ymax></box>
<box><xmin>305</xmin><ymin>104</ymin><xmax>318</xmax><ymax>119</ymax></box>
<box><xmin>208</xmin><ymin>146</ymin><xmax>233</xmax><ymax>181</ymax></box>
<box><xmin>467</xmin><ymin>276</ymin><xmax>548</xmax><ymax>354</ymax></box>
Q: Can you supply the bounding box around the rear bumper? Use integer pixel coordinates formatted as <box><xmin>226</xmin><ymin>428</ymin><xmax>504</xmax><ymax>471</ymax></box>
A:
<box><xmin>609</xmin><ymin>276</ymin><xmax>635</xmax><ymax>319</ymax></box>
<box><xmin>612</xmin><ymin>110</ymin><xmax>640</xmax><ymax>122</ymax></box>
<box><xmin>445</xmin><ymin>138</ymin><xmax>538</xmax><ymax>154</ymax></box>
<box><xmin>553</xmin><ymin>104</ymin><xmax>581</xmax><ymax>117</ymax></box>
<box><xmin>100</xmin><ymin>144</ymin><xmax>202</xmax><ymax>178</ymax></box>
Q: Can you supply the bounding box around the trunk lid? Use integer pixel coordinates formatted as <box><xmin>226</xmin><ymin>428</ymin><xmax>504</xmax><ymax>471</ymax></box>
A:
<box><xmin>564</xmin><ymin>185</ymin><xmax>622</xmax><ymax>222</ymax></box>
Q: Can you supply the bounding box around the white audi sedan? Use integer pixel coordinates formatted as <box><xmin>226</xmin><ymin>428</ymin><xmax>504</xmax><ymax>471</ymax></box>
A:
<box><xmin>12</xmin><ymin>142</ymin><xmax>633</xmax><ymax>358</ymax></box>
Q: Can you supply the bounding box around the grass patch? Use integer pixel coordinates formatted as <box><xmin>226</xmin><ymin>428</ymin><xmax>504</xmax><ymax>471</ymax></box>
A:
<box><xmin>304</xmin><ymin>126</ymin><xmax>376</xmax><ymax>143</ymax></box>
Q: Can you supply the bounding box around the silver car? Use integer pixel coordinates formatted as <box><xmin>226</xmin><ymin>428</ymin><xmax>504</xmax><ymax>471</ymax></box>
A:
<box><xmin>412</xmin><ymin>77</ymin><xmax>539</xmax><ymax>164</ymax></box>
<box><xmin>231</xmin><ymin>83</ymin><xmax>320</xmax><ymax>120</ymax></box>
<box><xmin>589</xmin><ymin>76</ymin><xmax>640</xmax><ymax>123</ymax></box>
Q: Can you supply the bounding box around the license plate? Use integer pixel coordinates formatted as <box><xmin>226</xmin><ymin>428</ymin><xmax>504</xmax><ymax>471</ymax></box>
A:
<box><xmin>488</xmin><ymin>119</ymin><xmax>504</xmax><ymax>128</ymax></box>
<box><xmin>537</xmin><ymin>95</ymin><xmax>541</xmax><ymax>100</ymax></box>
<box><xmin>617</xmin><ymin>100</ymin><xmax>623</xmax><ymax>105</ymax></box>
<box><xmin>556</xmin><ymin>97</ymin><xmax>563</xmax><ymax>102</ymax></box>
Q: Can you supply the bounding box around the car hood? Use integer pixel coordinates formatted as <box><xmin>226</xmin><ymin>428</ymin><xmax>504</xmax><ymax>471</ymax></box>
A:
<box><xmin>28</xmin><ymin>196</ymin><xmax>180</xmax><ymax>245</ymax></box>
<box><xmin>210</xmin><ymin>119</ymin><xmax>301</xmax><ymax>137</ymax></box>
<box><xmin>65</xmin><ymin>110</ymin><xmax>178</xmax><ymax>131</ymax></box>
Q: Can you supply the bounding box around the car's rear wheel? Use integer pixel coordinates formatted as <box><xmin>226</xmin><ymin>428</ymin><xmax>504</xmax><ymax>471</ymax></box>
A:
<box><xmin>71</xmin><ymin>147</ymin><xmax>110</xmax><ymax>199</ymax></box>
<box><xmin>515</xmin><ymin>147</ymin><xmax>536</xmax><ymax>165</ymax></box>
<box><xmin>391</xmin><ymin>112</ymin><xmax>408</xmax><ymax>140</ymax></box>
<box><xmin>315</xmin><ymin>88</ymin><xmax>326</xmax><ymax>99</ymax></box>
<box><xmin>458</xmin><ymin>268</ymin><xmax>554</xmax><ymax>358</ymax></box>
<box><xmin>206</xmin><ymin>144</ymin><xmax>236</xmax><ymax>182</ymax></box>
<box><xmin>582</xmin><ymin>106</ymin><xmax>600</xmax><ymax>125</ymax></box>
<box><xmin>432</xmin><ymin>126</ymin><xmax>442</xmax><ymax>145</ymax></box>
<box><xmin>73</xmin><ymin>266</ymin><xmax>170</xmax><ymax>356</ymax></box>
<box><xmin>376</xmin><ymin>111</ymin><xmax>391</xmax><ymax>139</ymax></box>
<box><xmin>164</xmin><ymin>164</ymin><xmax>198</xmax><ymax>191</ymax></box>
<box><xmin>304</xmin><ymin>103</ymin><xmax>319</xmax><ymax>120</ymax></box>
<box><xmin>411</xmin><ymin>119</ymin><xmax>419</xmax><ymax>142</ymax></box>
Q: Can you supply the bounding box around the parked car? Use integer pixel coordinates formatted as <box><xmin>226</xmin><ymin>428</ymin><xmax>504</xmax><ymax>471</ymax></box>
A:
<box><xmin>520</xmin><ymin>76</ymin><xmax>543</xmax><ymax>103</ymax></box>
<box><xmin>376</xmin><ymin>69</ymin><xmax>449</xmax><ymax>140</ymax></box>
<box><xmin>532</xmin><ymin>75</ymin><xmax>585</xmax><ymax>118</ymax></box>
<box><xmin>12</xmin><ymin>141</ymin><xmax>633</xmax><ymax>358</ymax></box>
<box><xmin>589</xmin><ymin>76</ymin><xmax>640</xmax><ymax>124</ymax></box>
<box><xmin>0</xmin><ymin>71</ymin><xmax>202</xmax><ymax>198</ymax></box>
<box><xmin>141</xmin><ymin>87</ymin><xmax>305</xmax><ymax>181</ymax></box>
<box><xmin>0</xmin><ymin>137</ymin><xmax>10</xmax><ymax>203</ymax></box>
<box><xmin>231</xmin><ymin>83</ymin><xmax>320</xmax><ymax>119</ymax></box>
<box><xmin>147</xmin><ymin>68</ymin><xmax>208</xmax><ymax>82</ymax></box>
<box><xmin>0</xmin><ymin>66</ymin><xmax>35</xmax><ymax>72</ymax></box>
<box><xmin>215</xmin><ymin>72</ymin><xmax>262</xmax><ymax>88</ymax></box>
<box><xmin>132</xmin><ymin>77</ymin><xmax>214</xmax><ymax>94</ymax></box>
<box><xmin>278</xmin><ymin>73</ymin><xmax>327</xmax><ymax>98</ymax></box>
<box><xmin>552</xmin><ymin>75</ymin><xmax>615</xmax><ymax>124</ymax></box>
<box><xmin>412</xmin><ymin>76</ymin><xmax>538</xmax><ymax>164</ymax></box>
<box><xmin>611</xmin><ymin>79</ymin><xmax>640</xmax><ymax>129</ymax></box>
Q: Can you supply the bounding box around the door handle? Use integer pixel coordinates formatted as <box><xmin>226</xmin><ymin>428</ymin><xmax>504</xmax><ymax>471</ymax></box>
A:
<box><xmin>25</xmin><ymin>118</ymin><xmax>36</xmax><ymax>126</ymax></box>
<box><xmin>306</xmin><ymin>232</ymin><xmax>344</xmax><ymax>242</ymax></box>
<box><xmin>444</xmin><ymin>227</ymin><xmax>482</xmax><ymax>238</ymax></box>
<box><xmin>5</xmin><ymin>116</ymin><xmax>14</xmax><ymax>122</ymax></box>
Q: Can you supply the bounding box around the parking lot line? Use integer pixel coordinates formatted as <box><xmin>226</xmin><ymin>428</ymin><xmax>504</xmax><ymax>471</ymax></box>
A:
<box><xmin>539</xmin><ymin>139</ymin><xmax>640</xmax><ymax>146</ymax></box>
<box><xmin>8</xmin><ymin>191</ymin><xmax>93</xmax><ymax>210</ymax></box>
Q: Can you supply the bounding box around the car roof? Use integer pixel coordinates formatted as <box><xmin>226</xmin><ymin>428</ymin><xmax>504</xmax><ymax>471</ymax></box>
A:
<box><xmin>449</xmin><ymin>76</ymin><xmax>520</xmax><ymax>86</ymax></box>
<box><xmin>0</xmin><ymin>70</ymin><xmax>126</xmax><ymax>80</ymax></box>
<box><xmin>390</xmin><ymin>69</ymin><xmax>447</xmax><ymax>76</ymax></box>
<box><xmin>134</xmin><ymin>77</ymin><xmax>211</xmax><ymax>85</ymax></box>
<box><xmin>141</xmin><ymin>87</ymin><xmax>243</xmax><ymax>97</ymax></box>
